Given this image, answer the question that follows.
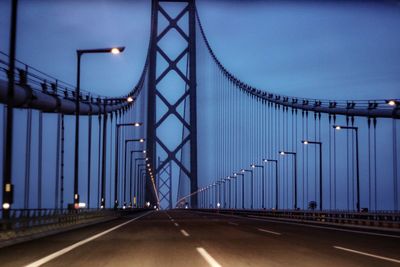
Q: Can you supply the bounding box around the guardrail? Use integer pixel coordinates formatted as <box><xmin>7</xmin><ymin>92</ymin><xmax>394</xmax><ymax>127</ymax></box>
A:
<box><xmin>0</xmin><ymin>208</ymin><xmax>147</xmax><ymax>236</ymax></box>
<box><xmin>193</xmin><ymin>209</ymin><xmax>400</xmax><ymax>230</ymax></box>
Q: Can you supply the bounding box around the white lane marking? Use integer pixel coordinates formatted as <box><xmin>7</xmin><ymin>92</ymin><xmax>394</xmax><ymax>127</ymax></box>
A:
<box><xmin>196</xmin><ymin>247</ymin><xmax>222</xmax><ymax>267</ymax></box>
<box><xmin>24</xmin><ymin>211</ymin><xmax>153</xmax><ymax>267</ymax></box>
<box><xmin>228</xmin><ymin>222</ymin><xmax>238</xmax><ymax>226</ymax></box>
<box><xmin>180</xmin><ymin>229</ymin><xmax>190</xmax><ymax>237</ymax></box>
<box><xmin>334</xmin><ymin>246</ymin><xmax>400</xmax><ymax>264</ymax></box>
<box><xmin>171</xmin><ymin>219</ymin><xmax>175</xmax><ymax>222</ymax></box>
<box><xmin>174</xmin><ymin>222</ymin><xmax>179</xmax><ymax>227</ymax></box>
<box><xmin>246</xmin><ymin>215</ymin><xmax>400</xmax><ymax>239</ymax></box>
<box><xmin>200</xmin><ymin>212</ymin><xmax>400</xmax><ymax>239</ymax></box>
<box><xmin>257</xmin><ymin>228</ymin><xmax>281</xmax><ymax>235</ymax></box>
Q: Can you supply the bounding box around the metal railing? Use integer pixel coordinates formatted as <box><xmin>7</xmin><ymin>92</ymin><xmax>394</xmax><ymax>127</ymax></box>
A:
<box><xmin>194</xmin><ymin>209</ymin><xmax>400</xmax><ymax>230</ymax></box>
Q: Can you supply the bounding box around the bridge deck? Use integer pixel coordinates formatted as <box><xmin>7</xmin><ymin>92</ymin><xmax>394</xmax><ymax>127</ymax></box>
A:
<box><xmin>0</xmin><ymin>210</ymin><xmax>398</xmax><ymax>267</ymax></box>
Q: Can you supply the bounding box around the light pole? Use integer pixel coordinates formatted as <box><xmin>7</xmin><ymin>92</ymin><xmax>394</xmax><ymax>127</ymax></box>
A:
<box><xmin>241</xmin><ymin>169</ymin><xmax>254</xmax><ymax>209</ymax></box>
<box><xmin>74</xmin><ymin>46</ymin><xmax>125</xmax><ymax>208</ymax></box>
<box><xmin>263</xmin><ymin>159</ymin><xmax>279</xmax><ymax>210</ymax></box>
<box><xmin>114</xmin><ymin>119</ymin><xmax>143</xmax><ymax>208</ymax></box>
<box><xmin>333</xmin><ymin>125</ymin><xmax>360</xmax><ymax>212</ymax></box>
<box><xmin>232</xmin><ymin>174</ymin><xmax>239</xmax><ymax>209</ymax></box>
<box><xmin>134</xmin><ymin>158</ymin><xmax>147</xmax><ymax>203</ymax></box>
<box><xmin>221</xmin><ymin>178</ymin><xmax>227</xmax><ymax>208</ymax></box>
<box><xmin>301</xmin><ymin>140</ymin><xmax>323</xmax><ymax>211</ymax></box>
<box><xmin>213</xmin><ymin>183</ymin><xmax>218</xmax><ymax>208</ymax></box>
<box><xmin>122</xmin><ymin>139</ymin><xmax>145</xmax><ymax>208</ymax></box>
<box><xmin>279</xmin><ymin>151</ymin><xmax>298</xmax><ymax>210</ymax></box>
<box><xmin>235</xmin><ymin>172</ymin><xmax>245</xmax><ymax>209</ymax></box>
<box><xmin>137</xmin><ymin>165</ymin><xmax>146</xmax><ymax>207</ymax></box>
<box><xmin>251</xmin><ymin>164</ymin><xmax>265</xmax><ymax>209</ymax></box>
<box><xmin>130</xmin><ymin>150</ymin><xmax>146</xmax><ymax>207</ymax></box>
<box><xmin>3</xmin><ymin>0</ymin><xmax>18</xmax><ymax>219</ymax></box>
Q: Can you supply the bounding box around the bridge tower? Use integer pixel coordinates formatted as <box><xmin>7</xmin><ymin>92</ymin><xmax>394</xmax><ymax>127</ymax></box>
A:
<box><xmin>147</xmin><ymin>0</ymin><xmax>198</xmax><ymax>208</ymax></box>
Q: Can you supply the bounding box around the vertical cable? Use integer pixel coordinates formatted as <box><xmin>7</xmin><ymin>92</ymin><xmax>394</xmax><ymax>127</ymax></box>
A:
<box><xmin>393</xmin><ymin>119</ymin><xmax>398</xmax><ymax>211</ymax></box>
<box><xmin>346</xmin><ymin>116</ymin><xmax>350</xmax><ymax>210</ymax></box>
<box><xmin>351</xmin><ymin>116</ymin><xmax>355</xmax><ymax>210</ymax></box>
<box><xmin>302</xmin><ymin>111</ymin><xmax>305</xmax><ymax>209</ymax></box>
<box><xmin>87</xmin><ymin>114</ymin><xmax>92</xmax><ymax>208</ymax></box>
<box><xmin>368</xmin><ymin>117</ymin><xmax>371</xmax><ymax>210</ymax></box>
<box><xmin>333</xmin><ymin>114</ymin><xmax>337</xmax><ymax>209</ymax></box>
<box><xmin>97</xmin><ymin>114</ymin><xmax>102</xmax><ymax>208</ymax></box>
<box><xmin>55</xmin><ymin>113</ymin><xmax>61</xmax><ymax>209</ymax></box>
<box><xmin>329</xmin><ymin>114</ymin><xmax>332</xmax><ymax>210</ymax></box>
<box><xmin>24</xmin><ymin>110</ymin><xmax>32</xmax><ymax>209</ymax></box>
<box><xmin>38</xmin><ymin>111</ymin><xmax>43</xmax><ymax>209</ymax></box>
<box><xmin>60</xmin><ymin>114</ymin><xmax>65</xmax><ymax>209</ymax></box>
<box><xmin>314</xmin><ymin>112</ymin><xmax>317</xmax><ymax>202</ymax></box>
<box><xmin>373</xmin><ymin>118</ymin><xmax>377</xmax><ymax>211</ymax></box>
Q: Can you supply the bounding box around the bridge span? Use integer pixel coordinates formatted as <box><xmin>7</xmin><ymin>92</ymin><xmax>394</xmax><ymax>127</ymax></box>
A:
<box><xmin>0</xmin><ymin>0</ymin><xmax>399</xmax><ymax>266</ymax></box>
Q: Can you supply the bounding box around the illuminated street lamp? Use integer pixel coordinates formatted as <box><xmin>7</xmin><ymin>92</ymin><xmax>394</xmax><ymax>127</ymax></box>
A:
<box><xmin>74</xmin><ymin>46</ymin><xmax>125</xmax><ymax>208</ymax></box>
<box><xmin>251</xmin><ymin>163</ymin><xmax>265</xmax><ymax>209</ymax></box>
<box><xmin>262</xmin><ymin>159</ymin><xmax>279</xmax><ymax>210</ymax></box>
<box><xmin>241</xmin><ymin>169</ymin><xmax>254</xmax><ymax>209</ymax></box>
<box><xmin>386</xmin><ymin>99</ymin><xmax>399</xmax><ymax>107</ymax></box>
<box><xmin>279</xmin><ymin>151</ymin><xmax>298</xmax><ymax>210</ymax></box>
<box><xmin>301</xmin><ymin>140</ymin><xmax>323</xmax><ymax>211</ymax></box>
<box><xmin>333</xmin><ymin>125</ymin><xmax>360</xmax><ymax>212</ymax></box>
<box><xmin>129</xmin><ymin>150</ymin><xmax>146</xmax><ymax>207</ymax></box>
<box><xmin>234</xmin><ymin>172</ymin><xmax>245</xmax><ymax>209</ymax></box>
<box><xmin>113</xmin><ymin>121</ymin><xmax>142</xmax><ymax>209</ymax></box>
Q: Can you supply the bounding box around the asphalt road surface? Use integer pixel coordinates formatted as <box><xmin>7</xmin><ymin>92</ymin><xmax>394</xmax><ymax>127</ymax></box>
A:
<box><xmin>0</xmin><ymin>210</ymin><xmax>399</xmax><ymax>267</ymax></box>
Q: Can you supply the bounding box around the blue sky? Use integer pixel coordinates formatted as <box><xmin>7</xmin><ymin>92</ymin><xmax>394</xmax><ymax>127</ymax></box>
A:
<box><xmin>1</xmin><ymin>0</ymin><xmax>399</xmax><ymax>99</ymax></box>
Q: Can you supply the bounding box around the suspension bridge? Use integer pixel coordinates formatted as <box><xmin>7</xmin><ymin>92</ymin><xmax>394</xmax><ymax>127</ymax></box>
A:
<box><xmin>0</xmin><ymin>0</ymin><xmax>399</xmax><ymax>266</ymax></box>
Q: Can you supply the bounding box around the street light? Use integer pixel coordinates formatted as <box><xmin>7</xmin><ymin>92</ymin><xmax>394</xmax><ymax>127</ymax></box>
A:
<box><xmin>234</xmin><ymin>172</ymin><xmax>245</xmax><ymax>209</ymax></box>
<box><xmin>263</xmin><ymin>159</ymin><xmax>279</xmax><ymax>210</ymax></box>
<box><xmin>333</xmin><ymin>125</ymin><xmax>360</xmax><ymax>212</ymax></box>
<box><xmin>130</xmin><ymin>150</ymin><xmax>146</xmax><ymax>207</ymax></box>
<box><xmin>301</xmin><ymin>140</ymin><xmax>323</xmax><ymax>211</ymax></box>
<box><xmin>279</xmin><ymin>151</ymin><xmax>298</xmax><ymax>210</ymax></box>
<box><xmin>225</xmin><ymin>176</ymin><xmax>234</xmax><ymax>209</ymax></box>
<box><xmin>74</xmin><ymin>46</ymin><xmax>125</xmax><ymax>208</ymax></box>
<box><xmin>241</xmin><ymin>169</ymin><xmax>254</xmax><ymax>209</ymax></box>
<box><xmin>122</xmin><ymin>139</ymin><xmax>146</xmax><ymax>207</ymax></box>
<box><xmin>137</xmin><ymin>164</ymin><xmax>146</xmax><ymax>207</ymax></box>
<box><xmin>113</xmin><ymin>121</ymin><xmax>142</xmax><ymax>209</ymax></box>
<box><xmin>386</xmin><ymin>99</ymin><xmax>399</xmax><ymax>107</ymax></box>
<box><xmin>251</xmin><ymin>163</ymin><xmax>265</xmax><ymax>209</ymax></box>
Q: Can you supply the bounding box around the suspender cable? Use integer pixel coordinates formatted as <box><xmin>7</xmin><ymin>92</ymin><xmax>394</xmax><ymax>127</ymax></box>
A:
<box><xmin>37</xmin><ymin>111</ymin><xmax>43</xmax><ymax>209</ymax></box>
<box><xmin>97</xmin><ymin>114</ymin><xmax>102</xmax><ymax>208</ymax></box>
<box><xmin>346</xmin><ymin>116</ymin><xmax>350</xmax><ymax>210</ymax></box>
<box><xmin>373</xmin><ymin>118</ymin><xmax>377</xmax><ymax>210</ymax></box>
<box><xmin>60</xmin><ymin>114</ymin><xmax>65</xmax><ymax>209</ymax></box>
<box><xmin>329</xmin><ymin>114</ymin><xmax>332</xmax><ymax>210</ymax></box>
<box><xmin>351</xmin><ymin>116</ymin><xmax>355</xmax><ymax>210</ymax></box>
<box><xmin>333</xmin><ymin>115</ymin><xmax>337</xmax><ymax>209</ymax></box>
<box><xmin>314</xmin><ymin>113</ymin><xmax>317</xmax><ymax>202</ymax></box>
<box><xmin>24</xmin><ymin>109</ymin><xmax>32</xmax><ymax>209</ymax></box>
<box><xmin>302</xmin><ymin>111</ymin><xmax>305</xmax><ymax>208</ymax></box>
<box><xmin>393</xmin><ymin>119</ymin><xmax>398</xmax><ymax>211</ymax></box>
<box><xmin>87</xmin><ymin>114</ymin><xmax>92</xmax><ymax>208</ymax></box>
<box><xmin>306</xmin><ymin>111</ymin><xmax>309</xmax><ymax>206</ymax></box>
<box><xmin>55</xmin><ymin>113</ymin><xmax>60</xmax><ymax>209</ymax></box>
<box><xmin>368</xmin><ymin>117</ymin><xmax>371</xmax><ymax>210</ymax></box>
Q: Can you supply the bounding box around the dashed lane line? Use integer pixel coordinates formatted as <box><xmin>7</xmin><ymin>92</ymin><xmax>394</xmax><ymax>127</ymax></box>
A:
<box><xmin>334</xmin><ymin>246</ymin><xmax>400</xmax><ymax>264</ymax></box>
<box><xmin>180</xmin><ymin>229</ymin><xmax>190</xmax><ymax>237</ymax></box>
<box><xmin>257</xmin><ymin>228</ymin><xmax>281</xmax><ymax>235</ymax></box>
<box><xmin>196</xmin><ymin>247</ymin><xmax>222</xmax><ymax>267</ymax></box>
